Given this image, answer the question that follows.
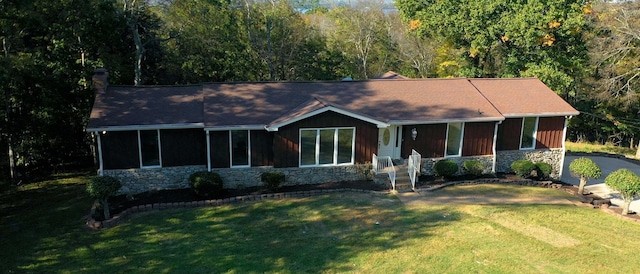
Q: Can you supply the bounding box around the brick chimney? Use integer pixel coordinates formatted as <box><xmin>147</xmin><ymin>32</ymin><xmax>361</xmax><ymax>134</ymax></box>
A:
<box><xmin>92</xmin><ymin>68</ymin><xmax>109</xmax><ymax>94</ymax></box>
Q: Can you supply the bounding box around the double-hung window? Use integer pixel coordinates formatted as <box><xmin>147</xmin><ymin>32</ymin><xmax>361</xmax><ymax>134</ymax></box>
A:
<box><xmin>520</xmin><ymin>117</ymin><xmax>538</xmax><ymax>149</ymax></box>
<box><xmin>445</xmin><ymin>122</ymin><xmax>464</xmax><ymax>157</ymax></box>
<box><xmin>230</xmin><ymin>130</ymin><xmax>250</xmax><ymax>167</ymax></box>
<box><xmin>139</xmin><ymin>130</ymin><xmax>161</xmax><ymax>168</ymax></box>
<box><xmin>300</xmin><ymin>128</ymin><xmax>355</xmax><ymax>167</ymax></box>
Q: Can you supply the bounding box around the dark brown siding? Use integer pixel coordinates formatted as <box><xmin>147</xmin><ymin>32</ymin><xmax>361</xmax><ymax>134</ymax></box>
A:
<box><xmin>462</xmin><ymin>122</ymin><xmax>495</xmax><ymax>156</ymax></box>
<box><xmin>402</xmin><ymin>124</ymin><xmax>447</xmax><ymax>158</ymax></box>
<box><xmin>274</xmin><ymin>111</ymin><xmax>378</xmax><ymax>168</ymax></box>
<box><xmin>209</xmin><ymin>131</ymin><xmax>230</xmax><ymax>168</ymax></box>
<box><xmin>536</xmin><ymin>116</ymin><xmax>565</xmax><ymax>149</ymax></box>
<box><xmin>161</xmin><ymin>129</ymin><xmax>206</xmax><ymax>167</ymax></box>
<box><xmin>101</xmin><ymin>131</ymin><xmax>139</xmax><ymax>169</ymax></box>
<box><xmin>497</xmin><ymin>118</ymin><xmax>522</xmax><ymax>151</ymax></box>
<box><xmin>251</xmin><ymin>131</ymin><xmax>274</xmax><ymax>166</ymax></box>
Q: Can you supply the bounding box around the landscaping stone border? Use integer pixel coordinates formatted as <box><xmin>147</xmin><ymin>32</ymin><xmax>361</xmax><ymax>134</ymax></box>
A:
<box><xmin>86</xmin><ymin>188</ymin><xmax>390</xmax><ymax>229</ymax></box>
<box><xmin>87</xmin><ymin>177</ymin><xmax>635</xmax><ymax>229</ymax></box>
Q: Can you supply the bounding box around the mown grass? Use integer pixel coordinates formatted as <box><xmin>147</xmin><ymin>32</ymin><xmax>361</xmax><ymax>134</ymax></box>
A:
<box><xmin>566</xmin><ymin>141</ymin><xmax>637</xmax><ymax>158</ymax></box>
<box><xmin>2</xmin><ymin>176</ymin><xmax>640</xmax><ymax>273</ymax></box>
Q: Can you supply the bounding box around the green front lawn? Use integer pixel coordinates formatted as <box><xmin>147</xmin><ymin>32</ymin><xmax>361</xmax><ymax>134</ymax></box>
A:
<box><xmin>2</xmin><ymin>177</ymin><xmax>640</xmax><ymax>273</ymax></box>
<box><xmin>566</xmin><ymin>141</ymin><xmax>637</xmax><ymax>158</ymax></box>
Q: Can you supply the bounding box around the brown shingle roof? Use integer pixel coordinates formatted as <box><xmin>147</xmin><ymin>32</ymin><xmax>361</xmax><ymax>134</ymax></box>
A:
<box><xmin>373</xmin><ymin>71</ymin><xmax>409</xmax><ymax>79</ymax></box>
<box><xmin>87</xmin><ymin>85</ymin><xmax>203</xmax><ymax>130</ymax></box>
<box><xmin>87</xmin><ymin>77</ymin><xmax>578</xmax><ymax>131</ymax></box>
<box><xmin>202</xmin><ymin>79</ymin><xmax>504</xmax><ymax>128</ymax></box>
<box><xmin>469</xmin><ymin>78</ymin><xmax>580</xmax><ymax>117</ymax></box>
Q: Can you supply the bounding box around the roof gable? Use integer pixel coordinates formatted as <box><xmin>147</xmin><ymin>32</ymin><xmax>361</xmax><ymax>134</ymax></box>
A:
<box><xmin>265</xmin><ymin>97</ymin><xmax>389</xmax><ymax>131</ymax></box>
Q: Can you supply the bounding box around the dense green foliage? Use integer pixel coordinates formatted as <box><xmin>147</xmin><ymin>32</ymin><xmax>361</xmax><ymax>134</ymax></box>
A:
<box><xmin>261</xmin><ymin>170</ymin><xmax>286</xmax><ymax>191</ymax></box>
<box><xmin>604</xmin><ymin>168</ymin><xmax>640</xmax><ymax>215</ymax></box>
<box><xmin>534</xmin><ymin>162</ymin><xmax>553</xmax><ymax>180</ymax></box>
<box><xmin>188</xmin><ymin>171</ymin><xmax>223</xmax><ymax>197</ymax></box>
<box><xmin>86</xmin><ymin>176</ymin><xmax>121</xmax><ymax>219</ymax></box>
<box><xmin>462</xmin><ymin>160</ymin><xmax>484</xmax><ymax>177</ymax></box>
<box><xmin>569</xmin><ymin>157</ymin><xmax>602</xmax><ymax>194</ymax></box>
<box><xmin>86</xmin><ymin>176</ymin><xmax>122</xmax><ymax>200</ymax></box>
<box><xmin>510</xmin><ymin>160</ymin><xmax>536</xmax><ymax>178</ymax></box>
<box><xmin>1</xmin><ymin>0</ymin><xmax>640</xmax><ymax>182</ymax></box>
<box><xmin>433</xmin><ymin>159</ymin><xmax>458</xmax><ymax>177</ymax></box>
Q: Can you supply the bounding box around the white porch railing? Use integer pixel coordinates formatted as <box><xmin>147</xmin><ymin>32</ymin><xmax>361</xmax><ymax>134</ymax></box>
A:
<box><xmin>407</xmin><ymin>149</ymin><xmax>421</xmax><ymax>190</ymax></box>
<box><xmin>373</xmin><ymin>153</ymin><xmax>397</xmax><ymax>190</ymax></box>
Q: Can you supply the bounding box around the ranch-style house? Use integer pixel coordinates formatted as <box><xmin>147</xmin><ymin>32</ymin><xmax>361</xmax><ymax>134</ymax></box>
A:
<box><xmin>87</xmin><ymin>69</ymin><xmax>579</xmax><ymax>194</ymax></box>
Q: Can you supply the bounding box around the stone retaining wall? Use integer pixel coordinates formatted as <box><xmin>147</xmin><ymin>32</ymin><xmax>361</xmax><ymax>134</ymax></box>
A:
<box><xmin>496</xmin><ymin>149</ymin><xmax>564</xmax><ymax>179</ymax></box>
<box><xmin>105</xmin><ymin>164</ymin><xmax>375</xmax><ymax>195</ymax></box>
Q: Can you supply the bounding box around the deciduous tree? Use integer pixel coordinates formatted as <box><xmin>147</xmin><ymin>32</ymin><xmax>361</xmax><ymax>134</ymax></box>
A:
<box><xmin>605</xmin><ymin>168</ymin><xmax>640</xmax><ymax>215</ymax></box>
<box><xmin>569</xmin><ymin>157</ymin><xmax>602</xmax><ymax>195</ymax></box>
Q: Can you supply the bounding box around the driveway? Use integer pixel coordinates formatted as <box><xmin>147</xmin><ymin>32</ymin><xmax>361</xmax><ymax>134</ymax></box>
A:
<box><xmin>562</xmin><ymin>155</ymin><xmax>640</xmax><ymax>213</ymax></box>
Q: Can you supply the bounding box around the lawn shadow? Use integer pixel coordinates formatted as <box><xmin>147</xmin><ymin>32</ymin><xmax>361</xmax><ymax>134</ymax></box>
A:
<box><xmin>76</xmin><ymin>192</ymin><xmax>461</xmax><ymax>272</ymax></box>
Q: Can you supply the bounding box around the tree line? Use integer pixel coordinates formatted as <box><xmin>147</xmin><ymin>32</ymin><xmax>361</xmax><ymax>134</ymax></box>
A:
<box><xmin>0</xmin><ymin>0</ymin><xmax>638</xmax><ymax>182</ymax></box>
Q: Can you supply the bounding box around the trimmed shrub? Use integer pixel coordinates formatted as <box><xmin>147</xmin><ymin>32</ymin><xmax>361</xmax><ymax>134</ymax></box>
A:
<box><xmin>605</xmin><ymin>168</ymin><xmax>640</xmax><ymax>215</ymax></box>
<box><xmin>189</xmin><ymin>171</ymin><xmax>223</xmax><ymax>198</ymax></box>
<box><xmin>534</xmin><ymin>162</ymin><xmax>553</xmax><ymax>180</ymax></box>
<box><xmin>462</xmin><ymin>160</ymin><xmax>484</xmax><ymax>177</ymax></box>
<box><xmin>261</xmin><ymin>171</ymin><xmax>285</xmax><ymax>191</ymax></box>
<box><xmin>434</xmin><ymin>159</ymin><xmax>458</xmax><ymax>178</ymax></box>
<box><xmin>510</xmin><ymin>159</ymin><xmax>535</xmax><ymax>178</ymax></box>
<box><xmin>86</xmin><ymin>176</ymin><xmax>122</xmax><ymax>220</ymax></box>
<box><xmin>569</xmin><ymin>157</ymin><xmax>602</xmax><ymax>195</ymax></box>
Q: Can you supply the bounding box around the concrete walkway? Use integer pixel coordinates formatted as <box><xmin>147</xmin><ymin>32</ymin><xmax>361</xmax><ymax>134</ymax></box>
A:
<box><xmin>395</xmin><ymin>188</ymin><xmax>576</xmax><ymax>207</ymax></box>
<box><xmin>562</xmin><ymin>155</ymin><xmax>640</xmax><ymax>213</ymax></box>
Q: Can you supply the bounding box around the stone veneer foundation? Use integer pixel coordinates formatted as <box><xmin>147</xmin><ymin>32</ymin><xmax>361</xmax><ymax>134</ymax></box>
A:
<box><xmin>104</xmin><ymin>164</ymin><xmax>375</xmax><ymax>195</ymax></box>
<box><xmin>419</xmin><ymin>155</ymin><xmax>494</xmax><ymax>176</ymax></box>
<box><xmin>496</xmin><ymin>149</ymin><xmax>565</xmax><ymax>179</ymax></box>
<box><xmin>104</xmin><ymin>149</ymin><xmax>565</xmax><ymax>194</ymax></box>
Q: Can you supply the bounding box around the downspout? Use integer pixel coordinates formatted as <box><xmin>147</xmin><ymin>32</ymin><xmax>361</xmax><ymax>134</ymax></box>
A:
<box><xmin>206</xmin><ymin>130</ymin><xmax>211</xmax><ymax>172</ymax></box>
<box><xmin>558</xmin><ymin>116</ymin><xmax>573</xmax><ymax>179</ymax></box>
<box><xmin>95</xmin><ymin>131</ymin><xmax>104</xmax><ymax>176</ymax></box>
<box><xmin>491</xmin><ymin>120</ymin><xmax>502</xmax><ymax>174</ymax></box>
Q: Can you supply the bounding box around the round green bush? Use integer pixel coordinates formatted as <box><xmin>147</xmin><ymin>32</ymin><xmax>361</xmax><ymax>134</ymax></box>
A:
<box><xmin>510</xmin><ymin>159</ymin><xmax>535</xmax><ymax>178</ymax></box>
<box><xmin>534</xmin><ymin>162</ymin><xmax>553</xmax><ymax>180</ymax></box>
<box><xmin>605</xmin><ymin>168</ymin><xmax>640</xmax><ymax>215</ymax></box>
<box><xmin>569</xmin><ymin>157</ymin><xmax>602</xmax><ymax>195</ymax></box>
<box><xmin>86</xmin><ymin>176</ymin><xmax>122</xmax><ymax>220</ymax></box>
<box><xmin>434</xmin><ymin>159</ymin><xmax>458</xmax><ymax>177</ymax></box>
<box><xmin>568</xmin><ymin>157</ymin><xmax>602</xmax><ymax>179</ymax></box>
<box><xmin>86</xmin><ymin>176</ymin><xmax>122</xmax><ymax>200</ymax></box>
<box><xmin>462</xmin><ymin>160</ymin><xmax>484</xmax><ymax>177</ymax></box>
<box><xmin>261</xmin><ymin>171</ymin><xmax>285</xmax><ymax>191</ymax></box>
<box><xmin>189</xmin><ymin>171</ymin><xmax>223</xmax><ymax>197</ymax></box>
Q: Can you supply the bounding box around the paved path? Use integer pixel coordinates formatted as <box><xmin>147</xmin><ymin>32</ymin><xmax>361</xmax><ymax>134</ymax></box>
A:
<box><xmin>562</xmin><ymin>155</ymin><xmax>640</xmax><ymax>213</ymax></box>
<box><xmin>395</xmin><ymin>189</ymin><xmax>577</xmax><ymax>207</ymax></box>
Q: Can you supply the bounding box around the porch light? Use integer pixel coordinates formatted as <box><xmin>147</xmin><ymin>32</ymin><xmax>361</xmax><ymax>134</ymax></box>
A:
<box><xmin>411</xmin><ymin>128</ymin><xmax>418</xmax><ymax>140</ymax></box>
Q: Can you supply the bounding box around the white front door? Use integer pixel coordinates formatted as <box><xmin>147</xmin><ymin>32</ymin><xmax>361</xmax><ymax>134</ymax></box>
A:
<box><xmin>378</xmin><ymin>126</ymin><xmax>402</xmax><ymax>159</ymax></box>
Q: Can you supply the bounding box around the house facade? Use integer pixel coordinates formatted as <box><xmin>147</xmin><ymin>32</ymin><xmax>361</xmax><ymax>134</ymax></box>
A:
<box><xmin>87</xmin><ymin>69</ymin><xmax>579</xmax><ymax>194</ymax></box>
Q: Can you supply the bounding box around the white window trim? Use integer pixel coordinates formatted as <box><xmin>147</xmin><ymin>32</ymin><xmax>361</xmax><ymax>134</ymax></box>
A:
<box><xmin>299</xmin><ymin>127</ymin><xmax>356</xmax><ymax>167</ymax></box>
<box><xmin>445</xmin><ymin>122</ymin><xmax>464</xmax><ymax>157</ymax></box>
<box><xmin>519</xmin><ymin>117</ymin><xmax>539</xmax><ymax>150</ymax></box>
<box><xmin>229</xmin><ymin>130</ymin><xmax>251</xmax><ymax>168</ymax></box>
<box><xmin>138</xmin><ymin>129</ymin><xmax>162</xmax><ymax>169</ymax></box>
